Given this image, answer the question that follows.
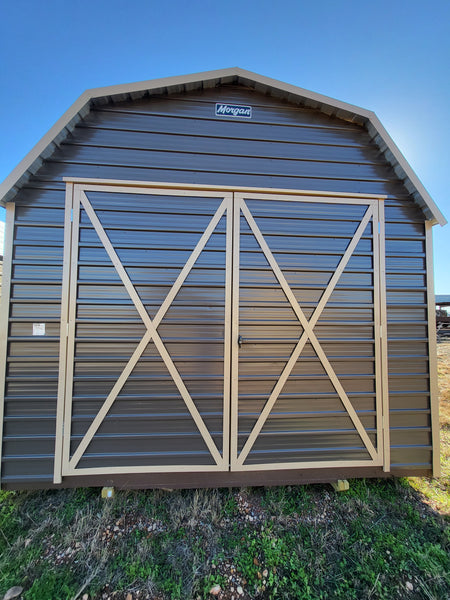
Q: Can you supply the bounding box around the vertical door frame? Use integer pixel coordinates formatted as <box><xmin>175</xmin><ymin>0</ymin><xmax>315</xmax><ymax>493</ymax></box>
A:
<box><xmin>376</xmin><ymin>199</ymin><xmax>391</xmax><ymax>471</ymax></box>
<box><xmin>54</xmin><ymin>184</ymin><xmax>75</xmax><ymax>483</ymax></box>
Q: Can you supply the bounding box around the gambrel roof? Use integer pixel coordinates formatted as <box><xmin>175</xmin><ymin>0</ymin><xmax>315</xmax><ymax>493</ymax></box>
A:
<box><xmin>0</xmin><ymin>67</ymin><xmax>446</xmax><ymax>225</ymax></box>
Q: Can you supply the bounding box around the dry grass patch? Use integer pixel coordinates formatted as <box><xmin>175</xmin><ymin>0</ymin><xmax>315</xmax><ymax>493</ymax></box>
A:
<box><xmin>408</xmin><ymin>341</ymin><xmax>450</xmax><ymax>515</ymax></box>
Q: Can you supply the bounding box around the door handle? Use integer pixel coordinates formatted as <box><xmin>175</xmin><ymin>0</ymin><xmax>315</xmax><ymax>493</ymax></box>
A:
<box><xmin>238</xmin><ymin>335</ymin><xmax>243</xmax><ymax>348</ymax></box>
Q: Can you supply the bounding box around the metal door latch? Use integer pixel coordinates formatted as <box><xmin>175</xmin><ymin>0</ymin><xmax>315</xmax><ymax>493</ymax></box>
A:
<box><xmin>238</xmin><ymin>335</ymin><xmax>243</xmax><ymax>348</ymax></box>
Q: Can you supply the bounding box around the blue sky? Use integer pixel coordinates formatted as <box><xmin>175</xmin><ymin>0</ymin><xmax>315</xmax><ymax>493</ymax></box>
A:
<box><xmin>1</xmin><ymin>0</ymin><xmax>449</xmax><ymax>291</ymax></box>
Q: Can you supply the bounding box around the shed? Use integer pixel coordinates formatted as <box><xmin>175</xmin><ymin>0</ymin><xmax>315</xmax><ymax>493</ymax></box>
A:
<box><xmin>0</xmin><ymin>68</ymin><xmax>445</xmax><ymax>490</ymax></box>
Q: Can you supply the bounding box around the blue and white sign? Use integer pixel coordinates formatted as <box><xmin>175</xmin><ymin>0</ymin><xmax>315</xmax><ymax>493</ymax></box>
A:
<box><xmin>215</xmin><ymin>103</ymin><xmax>252</xmax><ymax>118</ymax></box>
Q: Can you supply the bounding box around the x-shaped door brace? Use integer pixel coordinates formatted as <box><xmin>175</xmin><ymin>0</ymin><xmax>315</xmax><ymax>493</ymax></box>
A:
<box><xmin>234</xmin><ymin>196</ymin><xmax>379</xmax><ymax>466</ymax></box>
<box><xmin>68</xmin><ymin>191</ymin><xmax>232</xmax><ymax>470</ymax></box>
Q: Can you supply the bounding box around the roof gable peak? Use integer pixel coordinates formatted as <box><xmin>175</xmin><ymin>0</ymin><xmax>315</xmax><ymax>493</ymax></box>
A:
<box><xmin>0</xmin><ymin>67</ymin><xmax>445</xmax><ymax>225</ymax></box>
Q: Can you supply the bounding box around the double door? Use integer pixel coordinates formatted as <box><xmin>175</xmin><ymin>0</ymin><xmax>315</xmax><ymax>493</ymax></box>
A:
<box><xmin>54</xmin><ymin>181</ymin><xmax>388</xmax><ymax>482</ymax></box>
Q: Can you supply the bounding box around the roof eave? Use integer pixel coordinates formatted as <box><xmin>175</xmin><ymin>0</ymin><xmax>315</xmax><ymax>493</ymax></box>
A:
<box><xmin>365</xmin><ymin>114</ymin><xmax>446</xmax><ymax>226</ymax></box>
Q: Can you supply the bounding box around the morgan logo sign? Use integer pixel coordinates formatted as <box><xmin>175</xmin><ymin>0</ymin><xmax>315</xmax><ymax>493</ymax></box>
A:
<box><xmin>215</xmin><ymin>103</ymin><xmax>252</xmax><ymax>118</ymax></box>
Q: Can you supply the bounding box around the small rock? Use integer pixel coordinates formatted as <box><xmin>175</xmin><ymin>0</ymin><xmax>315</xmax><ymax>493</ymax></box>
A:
<box><xmin>82</xmin><ymin>595</ymin><xmax>89</xmax><ymax>600</ymax></box>
<box><xmin>262</xmin><ymin>569</ymin><xmax>268</xmax><ymax>577</ymax></box>
<box><xmin>126</xmin><ymin>594</ymin><xmax>133</xmax><ymax>600</ymax></box>
<box><xmin>3</xmin><ymin>588</ymin><xmax>23</xmax><ymax>600</ymax></box>
<box><xmin>406</xmin><ymin>582</ymin><xmax>414</xmax><ymax>591</ymax></box>
<box><xmin>24</xmin><ymin>539</ymin><xmax>31</xmax><ymax>548</ymax></box>
<box><xmin>113</xmin><ymin>526</ymin><xmax>120</xmax><ymax>532</ymax></box>
<box><xmin>237</xmin><ymin>586</ymin><xmax>244</xmax><ymax>596</ymax></box>
<box><xmin>209</xmin><ymin>585</ymin><xmax>221</xmax><ymax>596</ymax></box>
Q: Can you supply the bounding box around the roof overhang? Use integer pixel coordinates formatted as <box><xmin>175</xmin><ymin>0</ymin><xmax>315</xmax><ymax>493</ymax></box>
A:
<box><xmin>0</xmin><ymin>67</ymin><xmax>446</xmax><ymax>226</ymax></box>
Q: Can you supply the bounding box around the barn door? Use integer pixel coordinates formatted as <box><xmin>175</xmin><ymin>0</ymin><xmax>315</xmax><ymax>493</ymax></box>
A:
<box><xmin>230</xmin><ymin>192</ymin><xmax>388</xmax><ymax>471</ymax></box>
<box><xmin>55</xmin><ymin>184</ymin><xmax>232</xmax><ymax>479</ymax></box>
<box><xmin>55</xmin><ymin>182</ymin><xmax>388</xmax><ymax>483</ymax></box>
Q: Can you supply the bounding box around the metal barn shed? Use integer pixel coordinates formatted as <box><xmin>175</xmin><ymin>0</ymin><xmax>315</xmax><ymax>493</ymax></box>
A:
<box><xmin>0</xmin><ymin>68</ymin><xmax>446</xmax><ymax>490</ymax></box>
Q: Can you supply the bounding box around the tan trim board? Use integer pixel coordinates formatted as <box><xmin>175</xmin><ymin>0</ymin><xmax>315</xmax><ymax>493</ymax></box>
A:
<box><xmin>230</xmin><ymin>194</ymin><xmax>241</xmax><ymax>470</ymax></box>
<box><xmin>236</xmin><ymin>196</ymin><xmax>378</xmax><ymax>466</ymax></box>
<box><xmin>377</xmin><ymin>200</ymin><xmax>390</xmax><ymax>471</ymax></box>
<box><xmin>231</xmin><ymin>458</ymin><xmax>384</xmax><ymax>472</ymax></box>
<box><xmin>79</xmin><ymin>183</ymin><xmax>241</xmax><ymax>199</ymax></box>
<box><xmin>236</xmin><ymin>190</ymin><xmax>384</xmax><ymax>205</ymax></box>
<box><xmin>426</xmin><ymin>221</ymin><xmax>440</xmax><ymax>477</ymax></box>
<box><xmin>222</xmin><ymin>198</ymin><xmax>233</xmax><ymax>469</ymax></box>
<box><xmin>53</xmin><ymin>183</ymin><xmax>74</xmax><ymax>484</ymax></box>
<box><xmin>64</xmin><ymin>177</ymin><xmax>387</xmax><ymax>201</ymax></box>
<box><xmin>61</xmin><ymin>188</ymin><xmax>81</xmax><ymax>475</ymax></box>
<box><xmin>64</xmin><ymin>463</ymin><xmax>229</xmax><ymax>476</ymax></box>
<box><xmin>372</xmin><ymin>201</ymin><xmax>383</xmax><ymax>466</ymax></box>
<box><xmin>0</xmin><ymin>203</ymin><xmax>15</xmax><ymax>487</ymax></box>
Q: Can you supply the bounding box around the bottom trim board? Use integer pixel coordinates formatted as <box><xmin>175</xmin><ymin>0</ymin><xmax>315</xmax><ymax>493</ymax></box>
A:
<box><xmin>2</xmin><ymin>465</ymin><xmax>432</xmax><ymax>491</ymax></box>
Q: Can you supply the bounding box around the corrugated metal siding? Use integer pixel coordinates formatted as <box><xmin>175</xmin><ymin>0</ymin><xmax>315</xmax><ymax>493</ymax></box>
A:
<box><xmin>3</xmin><ymin>200</ymin><xmax>63</xmax><ymax>483</ymax></box>
<box><xmin>2</xmin><ymin>84</ymin><xmax>432</xmax><ymax>485</ymax></box>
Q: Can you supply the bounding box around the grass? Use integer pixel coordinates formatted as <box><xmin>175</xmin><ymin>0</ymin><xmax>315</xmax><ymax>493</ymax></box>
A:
<box><xmin>0</xmin><ymin>482</ymin><xmax>448</xmax><ymax>599</ymax></box>
<box><xmin>408</xmin><ymin>341</ymin><xmax>450</xmax><ymax>515</ymax></box>
<box><xmin>1</xmin><ymin>345</ymin><xmax>449</xmax><ymax>600</ymax></box>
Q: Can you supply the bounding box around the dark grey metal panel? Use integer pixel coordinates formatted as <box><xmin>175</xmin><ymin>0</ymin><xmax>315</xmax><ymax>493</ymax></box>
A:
<box><xmin>2</xmin><ymin>83</ymin><xmax>433</xmax><ymax>487</ymax></box>
<box><xmin>34</xmin><ymin>163</ymin><xmax>408</xmax><ymax>197</ymax></box>
<box><xmin>69</xmin><ymin>127</ymin><xmax>382</xmax><ymax>163</ymax></box>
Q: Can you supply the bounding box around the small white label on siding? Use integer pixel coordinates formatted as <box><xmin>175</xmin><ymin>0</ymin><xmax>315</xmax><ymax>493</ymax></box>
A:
<box><xmin>33</xmin><ymin>323</ymin><xmax>46</xmax><ymax>336</ymax></box>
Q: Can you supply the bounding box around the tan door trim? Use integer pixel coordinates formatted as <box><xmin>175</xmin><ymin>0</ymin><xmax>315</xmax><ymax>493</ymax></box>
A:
<box><xmin>231</xmin><ymin>192</ymin><xmax>385</xmax><ymax>471</ymax></box>
<box><xmin>54</xmin><ymin>184</ymin><xmax>75</xmax><ymax>483</ymax></box>
<box><xmin>64</xmin><ymin>177</ymin><xmax>387</xmax><ymax>201</ymax></box>
<box><xmin>60</xmin><ymin>184</ymin><xmax>232</xmax><ymax>476</ymax></box>
<box><xmin>375</xmin><ymin>199</ymin><xmax>391</xmax><ymax>471</ymax></box>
